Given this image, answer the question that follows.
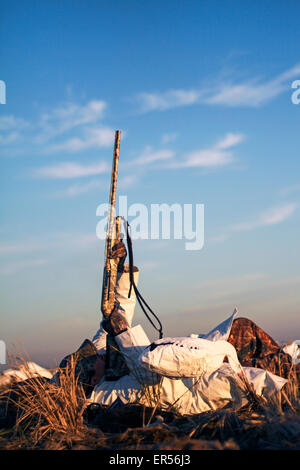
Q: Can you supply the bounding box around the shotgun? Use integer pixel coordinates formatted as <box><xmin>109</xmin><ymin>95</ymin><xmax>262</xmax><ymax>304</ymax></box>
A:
<box><xmin>101</xmin><ymin>130</ymin><xmax>132</xmax><ymax>380</ymax></box>
<box><xmin>101</xmin><ymin>130</ymin><xmax>123</xmax><ymax>319</ymax></box>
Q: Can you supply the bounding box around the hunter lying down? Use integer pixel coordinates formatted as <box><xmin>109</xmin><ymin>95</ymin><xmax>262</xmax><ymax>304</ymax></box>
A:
<box><xmin>52</xmin><ymin>242</ymin><xmax>300</xmax><ymax>415</ymax></box>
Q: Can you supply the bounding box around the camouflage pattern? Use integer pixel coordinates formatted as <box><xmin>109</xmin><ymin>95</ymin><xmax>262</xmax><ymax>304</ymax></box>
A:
<box><xmin>100</xmin><ymin>131</ymin><xmax>129</xmax><ymax>381</ymax></box>
<box><xmin>104</xmin><ymin>334</ymin><xmax>130</xmax><ymax>381</ymax></box>
<box><xmin>102</xmin><ymin>303</ymin><xmax>130</xmax><ymax>381</ymax></box>
<box><xmin>102</xmin><ymin>304</ymin><xmax>129</xmax><ymax>337</ymax></box>
<box><xmin>53</xmin><ymin>338</ymin><xmax>98</xmax><ymax>396</ymax></box>
<box><xmin>228</xmin><ymin>317</ymin><xmax>299</xmax><ymax>381</ymax></box>
<box><xmin>101</xmin><ymin>130</ymin><xmax>122</xmax><ymax>319</ymax></box>
<box><xmin>100</xmin><ymin>235</ymin><xmax>129</xmax><ymax>381</ymax></box>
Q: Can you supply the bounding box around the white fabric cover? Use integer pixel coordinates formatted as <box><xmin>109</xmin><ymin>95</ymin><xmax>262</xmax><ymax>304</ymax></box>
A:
<box><xmin>115</xmin><ymin>325</ymin><xmax>161</xmax><ymax>385</ymax></box>
<box><xmin>243</xmin><ymin>367</ymin><xmax>287</xmax><ymax>397</ymax></box>
<box><xmin>89</xmin><ymin>270</ymin><xmax>288</xmax><ymax>415</ymax></box>
<box><xmin>0</xmin><ymin>361</ymin><xmax>53</xmax><ymax>387</ymax></box>
<box><xmin>91</xmin><ymin>322</ymin><xmax>107</xmax><ymax>355</ymax></box>
<box><xmin>139</xmin><ymin>336</ymin><xmax>242</xmax><ymax>378</ymax></box>
<box><xmin>89</xmin><ymin>324</ymin><xmax>287</xmax><ymax>415</ymax></box>
<box><xmin>283</xmin><ymin>340</ymin><xmax>300</xmax><ymax>365</ymax></box>
<box><xmin>92</xmin><ymin>265</ymin><xmax>139</xmax><ymax>354</ymax></box>
<box><xmin>89</xmin><ymin>373</ymin><xmax>143</xmax><ymax>408</ymax></box>
<box><xmin>90</xmin><ymin>366</ymin><xmax>247</xmax><ymax>413</ymax></box>
<box><xmin>89</xmin><ymin>325</ymin><xmax>246</xmax><ymax>412</ymax></box>
<box><xmin>199</xmin><ymin>308</ymin><xmax>238</xmax><ymax>341</ymax></box>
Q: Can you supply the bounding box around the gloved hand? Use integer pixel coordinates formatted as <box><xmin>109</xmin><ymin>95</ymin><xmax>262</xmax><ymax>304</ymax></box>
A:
<box><xmin>102</xmin><ymin>304</ymin><xmax>129</xmax><ymax>337</ymax></box>
<box><xmin>110</xmin><ymin>240</ymin><xmax>127</xmax><ymax>259</ymax></box>
<box><xmin>110</xmin><ymin>240</ymin><xmax>127</xmax><ymax>273</ymax></box>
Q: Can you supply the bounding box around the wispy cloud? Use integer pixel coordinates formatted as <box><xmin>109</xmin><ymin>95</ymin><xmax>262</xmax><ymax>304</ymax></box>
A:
<box><xmin>52</xmin><ymin>179</ymin><xmax>103</xmax><ymax>198</ymax></box>
<box><xmin>0</xmin><ymin>115</ymin><xmax>29</xmax><ymax>147</ymax></box>
<box><xmin>133</xmin><ymin>64</ymin><xmax>300</xmax><ymax>113</ymax></box>
<box><xmin>126</xmin><ymin>133</ymin><xmax>243</xmax><ymax>171</ymax></box>
<box><xmin>0</xmin><ymin>115</ymin><xmax>29</xmax><ymax>131</ymax></box>
<box><xmin>208</xmin><ymin>63</ymin><xmax>300</xmax><ymax>107</ymax></box>
<box><xmin>52</xmin><ymin>173</ymin><xmax>137</xmax><ymax>198</ymax></box>
<box><xmin>46</xmin><ymin>126</ymin><xmax>115</xmax><ymax>153</ymax></box>
<box><xmin>0</xmin><ymin>132</ymin><xmax>21</xmax><ymax>145</ymax></box>
<box><xmin>118</xmin><ymin>175</ymin><xmax>138</xmax><ymax>189</ymax></box>
<box><xmin>131</xmin><ymin>146</ymin><xmax>175</xmax><ymax>165</ymax></box>
<box><xmin>33</xmin><ymin>161</ymin><xmax>109</xmax><ymax>179</ymax></box>
<box><xmin>0</xmin><ymin>99</ymin><xmax>112</xmax><ymax>155</ymax></box>
<box><xmin>37</xmin><ymin>100</ymin><xmax>107</xmax><ymax>141</ymax></box>
<box><xmin>169</xmin><ymin>133</ymin><xmax>244</xmax><ymax>169</ymax></box>
<box><xmin>212</xmin><ymin>202</ymin><xmax>298</xmax><ymax>242</ymax></box>
<box><xmin>232</xmin><ymin>203</ymin><xmax>298</xmax><ymax>231</ymax></box>
<box><xmin>0</xmin><ymin>258</ymin><xmax>48</xmax><ymax>276</ymax></box>
<box><xmin>135</xmin><ymin>89</ymin><xmax>201</xmax><ymax>113</ymax></box>
<box><xmin>161</xmin><ymin>133</ymin><xmax>178</xmax><ymax>144</ymax></box>
<box><xmin>0</xmin><ymin>233</ymin><xmax>98</xmax><ymax>257</ymax></box>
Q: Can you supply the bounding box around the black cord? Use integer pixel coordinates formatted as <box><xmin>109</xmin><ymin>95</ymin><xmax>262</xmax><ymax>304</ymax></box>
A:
<box><xmin>121</xmin><ymin>217</ymin><xmax>163</xmax><ymax>339</ymax></box>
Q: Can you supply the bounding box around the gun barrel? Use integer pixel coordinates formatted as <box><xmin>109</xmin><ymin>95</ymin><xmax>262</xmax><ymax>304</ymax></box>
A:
<box><xmin>101</xmin><ymin>130</ymin><xmax>122</xmax><ymax>317</ymax></box>
<box><xmin>108</xmin><ymin>131</ymin><xmax>121</xmax><ymax>230</ymax></box>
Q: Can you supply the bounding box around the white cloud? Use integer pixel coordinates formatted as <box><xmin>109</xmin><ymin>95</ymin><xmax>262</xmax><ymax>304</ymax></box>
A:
<box><xmin>33</xmin><ymin>161</ymin><xmax>109</xmax><ymax>179</ymax></box>
<box><xmin>215</xmin><ymin>133</ymin><xmax>244</xmax><ymax>149</ymax></box>
<box><xmin>135</xmin><ymin>89</ymin><xmax>201</xmax><ymax>113</ymax></box>
<box><xmin>0</xmin><ymin>132</ymin><xmax>20</xmax><ymax>145</ymax></box>
<box><xmin>38</xmin><ymin>100</ymin><xmax>107</xmax><ymax>141</ymax></box>
<box><xmin>52</xmin><ymin>173</ymin><xmax>137</xmax><ymax>198</ymax></box>
<box><xmin>206</xmin><ymin>81</ymin><xmax>279</xmax><ymax>107</ymax></box>
<box><xmin>170</xmin><ymin>133</ymin><xmax>244</xmax><ymax>169</ymax></box>
<box><xmin>173</xmin><ymin>149</ymin><xmax>233</xmax><ymax>168</ymax></box>
<box><xmin>232</xmin><ymin>203</ymin><xmax>297</xmax><ymax>231</ymax></box>
<box><xmin>47</xmin><ymin>126</ymin><xmax>115</xmax><ymax>153</ymax></box>
<box><xmin>0</xmin><ymin>115</ymin><xmax>29</xmax><ymax>131</ymax></box>
<box><xmin>212</xmin><ymin>203</ymin><xmax>298</xmax><ymax>242</ymax></box>
<box><xmin>259</xmin><ymin>203</ymin><xmax>298</xmax><ymax>226</ymax></box>
<box><xmin>53</xmin><ymin>179</ymin><xmax>102</xmax><ymax>198</ymax></box>
<box><xmin>208</xmin><ymin>63</ymin><xmax>300</xmax><ymax>107</ymax></box>
<box><xmin>0</xmin><ymin>115</ymin><xmax>29</xmax><ymax>148</ymax></box>
<box><xmin>161</xmin><ymin>133</ymin><xmax>178</xmax><ymax>144</ymax></box>
<box><xmin>0</xmin><ymin>100</ymin><xmax>110</xmax><ymax>157</ymax></box>
<box><xmin>127</xmin><ymin>133</ymin><xmax>243</xmax><ymax>171</ymax></box>
<box><xmin>118</xmin><ymin>175</ymin><xmax>138</xmax><ymax>189</ymax></box>
<box><xmin>131</xmin><ymin>147</ymin><xmax>175</xmax><ymax>165</ymax></box>
<box><xmin>133</xmin><ymin>64</ymin><xmax>300</xmax><ymax>112</ymax></box>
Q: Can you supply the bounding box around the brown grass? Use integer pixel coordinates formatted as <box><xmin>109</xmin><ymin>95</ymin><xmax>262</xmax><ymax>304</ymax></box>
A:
<box><xmin>0</xmin><ymin>354</ymin><xmax>87</xmax><ymax>447</ymax></box>
<box><xmin>0</xmin><ymin>353</ymin><xmax>299</xmax><ymax>450</ymax></box>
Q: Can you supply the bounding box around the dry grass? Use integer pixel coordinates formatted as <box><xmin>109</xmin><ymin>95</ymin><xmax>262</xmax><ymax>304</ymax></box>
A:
<box><xmin>0</xmin><ymin>352</ymin><xmax>299</xmax><ymax>450</ymax></box>
<box><xmin>0</xmin><ymin>354</ymin><xmax>88</xmax><ymax>447</ymax></box>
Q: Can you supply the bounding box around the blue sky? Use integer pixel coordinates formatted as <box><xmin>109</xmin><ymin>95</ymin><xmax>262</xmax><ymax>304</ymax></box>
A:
<box><xmin>1</xmin><ymin>1</ymin><xmax>300</xmax><ymax>367</ymax></box>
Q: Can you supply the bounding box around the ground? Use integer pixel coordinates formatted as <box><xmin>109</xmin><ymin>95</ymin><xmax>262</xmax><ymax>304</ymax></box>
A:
<box><xmin>1</xmin><ymin>375</ymin><xmax>299</xmax><ymax>450</ymax></box>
